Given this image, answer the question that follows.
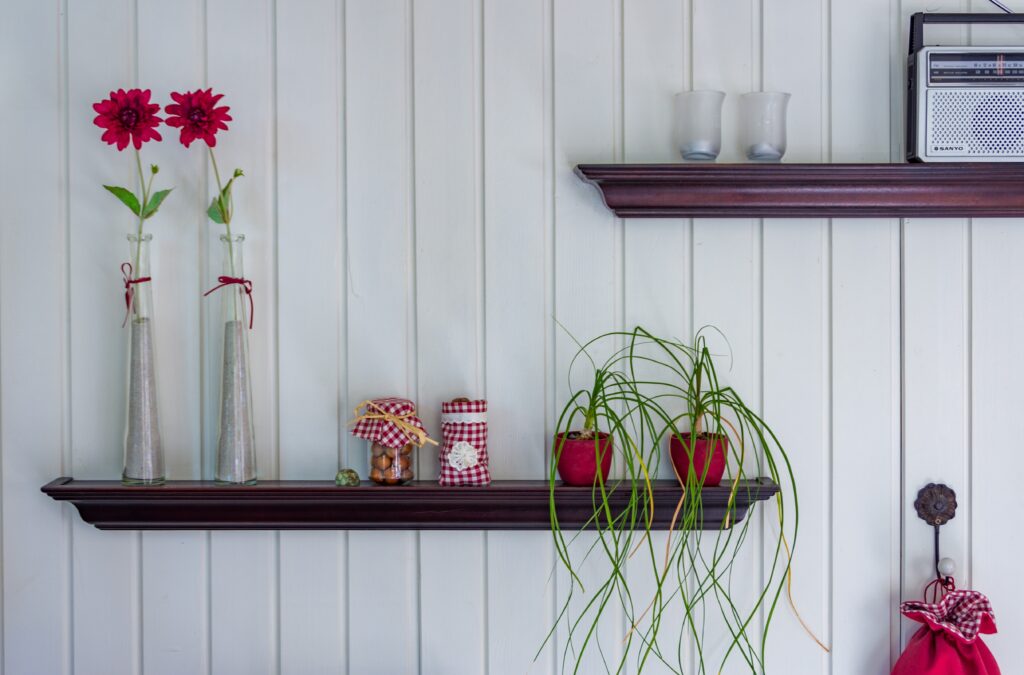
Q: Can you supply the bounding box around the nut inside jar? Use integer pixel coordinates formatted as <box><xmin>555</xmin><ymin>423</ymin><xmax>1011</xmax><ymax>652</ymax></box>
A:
<box><xmin>369</xmin><ymin>442</ymin><xmax>414</xmax><ymax>485</ymax></box>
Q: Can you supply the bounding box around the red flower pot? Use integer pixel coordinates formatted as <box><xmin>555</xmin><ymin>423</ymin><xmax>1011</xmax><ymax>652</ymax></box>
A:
<box><xmin>554</xmin><ymin>432</ymin><xmax>612</xmax><ymax>486</ymax></box>
<box><xmin>669</xmin><ymin>433</ymin><xmax>727</xmax><ymax>487</ymax></box>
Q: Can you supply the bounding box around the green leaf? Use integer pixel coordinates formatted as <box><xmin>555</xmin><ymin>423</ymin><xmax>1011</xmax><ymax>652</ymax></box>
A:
<box><xmin>103</xmin><ymin>185</ymin><xmax>141</xmax><ymax>216</ymax></box>
<box><xmin>219</xmin><ymin>179</ymin><xmax>237</xmax><ymax>221</ymax></box>
<box><xmin>142</xmin><ymin>188</ymin><xmax>173</xmax><ymax>220</ymax></box>
<box><xmin>207</xmin><ymin>172</ymin><xmax>243</xmax><ymax>225</ymax></box>
<box><xmin>207</xmin><ymin>195</ymin><xmax>225</xmax><ymax>224</ymax></box>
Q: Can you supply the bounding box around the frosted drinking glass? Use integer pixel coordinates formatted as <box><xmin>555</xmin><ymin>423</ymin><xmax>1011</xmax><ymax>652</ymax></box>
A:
<box><xmin>740</xmin><ymin>92</ymin><xmax>790</xmax><ymax>162</ymax></box>
<box><xmin>674</xmin><ymin>90</ymin><xmax>725</xmax><ymax>161</ymax></box>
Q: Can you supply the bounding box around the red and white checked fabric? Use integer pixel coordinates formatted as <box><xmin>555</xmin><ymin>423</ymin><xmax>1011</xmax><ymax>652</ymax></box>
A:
<box><xmin>901</xmin><ymin>589</ymin><xmax>997</xmax><ymax>643</ymax></box>
<box><xmin>350</xmin><ymin>398</ymin><xmax>428</xmax><ymax>450</ymax></box>
<box><xmin>439</xmin><ymin>399</ymin><xmax>490</xmax><ymax>486</ymax></box>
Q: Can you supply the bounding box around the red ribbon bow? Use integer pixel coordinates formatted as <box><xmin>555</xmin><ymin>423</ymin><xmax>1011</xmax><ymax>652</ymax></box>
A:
<box><xmin>203</xmin><ymin>276</ymin><xmax>255</xmax><ymax>329</ymax></box>
<box><xmin>121</xmin><ymin>262</ymin><xmax>151</xmax><ymax>327</ymax></box>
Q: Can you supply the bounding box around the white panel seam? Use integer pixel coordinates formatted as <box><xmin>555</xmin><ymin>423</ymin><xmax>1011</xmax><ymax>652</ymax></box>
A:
<box><xmin>824</xmin><ymin>221</ymin><xmax>834</xmax><ymax>674</ymax></box>
<box><xmin>614</xmin><ymin>0</ymin><xmax>626</xmax><ymax>656</ymax></box>
<box><xmin>964</xmin><ymin>219</ymin><xmax>973</xmax><ymax>590</ymax></box>
<box><xmin>131</xmin><ymin>1</ymin><xmax>143</xmax><ymax>672</ymax></box>
<box><xmin>824</xmin><ymin>0</ymin><xmax>835</xmax><ymax>670</ymax></box>
<box><xmin>476</xmin><ymin>2</ymin><xmax>488</xmax><ymax>673</ymax></box>
<box><xmin>59</xmin><ymin>0</ymin><xmax>74</xmax><ymax>671</ymax></box>
<box><xmin>270</xmin><ymin>3</ymin><xmax>282</xmax><ymax>671</ymax></box>
<box><xmin>405</xmin><ymin>2</ymin><xmax>422</xmax><ymax>673</ymax></box>
<box><xmin>200</xmin><ymin>0</ymin><xmax>213</xmax><ymax>671</ymax></box>
<box><xmin>897</xmin><ymin>216</ymin><xmax>907</xmax><ymax>652</ymax></box>
<box><xmin>545</xmin><ymin>0</ymin><xmax>556</xmax><ymax>670</ymax></box>
<box><xmin>338</xmin><ymin>1</ymin><xmax>350</xmax><ymax>669</ymax></box>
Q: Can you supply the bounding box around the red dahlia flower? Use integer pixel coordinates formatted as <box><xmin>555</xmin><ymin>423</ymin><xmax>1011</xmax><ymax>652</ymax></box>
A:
<box><xmin>165</xmin><ymin>89</ymin><xmax>232</xmax><ymax>148</ymax></box>
<box><xmin>93</xmin><ymin>89</ymin><xmax>163</xmax><ymax>151</ymax></box>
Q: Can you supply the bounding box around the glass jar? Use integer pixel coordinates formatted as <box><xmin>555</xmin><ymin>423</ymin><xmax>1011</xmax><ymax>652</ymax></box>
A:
<box><xmin>123</xmin><ymin>233</ymin><xmax>165</xmax><ymax>485</ymax></box>
<box><xmin>369</xmin><ymin>442</ymin><xmax>414</xmax><ymax>485</ymax></box>
<box><xmin>213</xmin><ymin>234</ymin><xmax>256</xmax><ymax>485</ymax></box>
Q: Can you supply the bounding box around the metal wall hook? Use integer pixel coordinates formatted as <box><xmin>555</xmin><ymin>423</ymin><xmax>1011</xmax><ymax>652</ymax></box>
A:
<box><xmin>914</xmin><ymin>483</ymin><xmax>957</xmax><ymax>583</ymax></box>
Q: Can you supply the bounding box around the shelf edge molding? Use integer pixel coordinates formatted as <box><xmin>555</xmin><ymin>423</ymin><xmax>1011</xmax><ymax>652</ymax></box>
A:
<box><xmin>41</xmin><ymin>477</ymin><xmax>779</xmax><ymax>531</ymax></box>
<box><xmin>575</xmin><ymin>162</ymin><xmax>1024</xmax><ymax>218</ymax></box>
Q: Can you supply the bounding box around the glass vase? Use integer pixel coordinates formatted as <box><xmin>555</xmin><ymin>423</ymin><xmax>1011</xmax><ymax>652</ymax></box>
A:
<box><xmin>674</xmin><ymin>90</ymin><xmax>725</xmax><ymax>161</ymax></box>
<box><xmin>123</xmin><ymin>233</ymin><xmax>165</xmax><ymax>485</ymax></box>
<box><xmin>740</xmin><ymin>91</ymin><xmax>791</xmax><ymax>162</ymax></box>
<box><xmin>213</xmin><ymin>234</ymin><xmax>256</xmax><ymax>485</ymax></box>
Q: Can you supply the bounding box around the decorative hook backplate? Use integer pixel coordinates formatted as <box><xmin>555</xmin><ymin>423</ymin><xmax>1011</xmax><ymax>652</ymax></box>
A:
<box><xmin>915</xmin><ymin>483</ymin><xmax>957</xmax><ymax>586</ymax></box>
<box><xmin>914</xmin><ymin>483</ymin><xmax>957</xmax><ymax>526</ymax></box>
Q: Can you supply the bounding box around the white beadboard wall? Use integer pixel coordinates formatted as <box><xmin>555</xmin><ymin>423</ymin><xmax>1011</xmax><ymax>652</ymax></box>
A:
<box><xmin>1</xmin><ymin>0</ymin><xmax>1021</xmax><ymax>673</ymax></box>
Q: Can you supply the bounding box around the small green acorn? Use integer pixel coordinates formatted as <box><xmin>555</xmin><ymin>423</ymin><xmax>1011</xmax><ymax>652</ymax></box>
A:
<box><xmin>335</xmin><ymin>468</ymin><xmax>360</xmax><ymax>487</ymax></box>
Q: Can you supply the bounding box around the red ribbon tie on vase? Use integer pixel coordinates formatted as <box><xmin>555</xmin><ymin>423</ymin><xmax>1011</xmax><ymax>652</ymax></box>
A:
<box><xmin>203</xmin><ymin>276</ymin><xmax>255</xmax><ymax>329</ymax></box>
<box><xmin>121</xmin><ymin>262</ymin><xmax>152</xmax><ymax>327</ymax></box>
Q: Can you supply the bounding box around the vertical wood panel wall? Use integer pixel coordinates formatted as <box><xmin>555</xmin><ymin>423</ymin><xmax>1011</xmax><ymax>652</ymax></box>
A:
<box><xmin>1</xmin><ymin>0</ymin><xmax>1019</xmax><ymax>673</ymax></box>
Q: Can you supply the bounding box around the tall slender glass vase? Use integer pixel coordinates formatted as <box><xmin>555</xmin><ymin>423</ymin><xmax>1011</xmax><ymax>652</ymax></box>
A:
<box><xmin>213</xmin><ymin>234</ymin><xmax>256</xmax><ymax>485</ymax></box>
<box><xmin>123</xmin><ymin>233</ymin><xmax>165</xmax><ymax>485</ymax></box>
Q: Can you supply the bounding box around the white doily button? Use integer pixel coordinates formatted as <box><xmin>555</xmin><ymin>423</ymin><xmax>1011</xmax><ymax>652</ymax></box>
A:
<box><xmin>448</xmin><ymin>441</ymin><xmax>479</xmax><ymax>471</ymax></box>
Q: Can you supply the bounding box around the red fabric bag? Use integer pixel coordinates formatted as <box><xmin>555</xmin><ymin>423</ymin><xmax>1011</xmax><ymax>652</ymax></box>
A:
<box><xmin>438</xmin><ymin>399</ymin><xmax>490</xmax><ymax>486</ymax></box>
<box><xmin>892</xmin><ymin>589</ymin><xmax>1000</xmax><ymax>675</ymax></box>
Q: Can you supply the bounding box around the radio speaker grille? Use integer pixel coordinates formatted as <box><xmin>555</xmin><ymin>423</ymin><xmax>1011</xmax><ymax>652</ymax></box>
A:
<box><xmin>927</xmin><ymin>90</ymin><xmax>1024</xmax><ymax>156</ymax></box>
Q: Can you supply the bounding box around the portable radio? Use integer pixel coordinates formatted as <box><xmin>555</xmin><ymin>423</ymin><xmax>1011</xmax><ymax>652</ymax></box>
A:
<box><xmin>908</xmin><ymin>12</ymin><xmax>1024</xmax><ymax>162</ymax></box>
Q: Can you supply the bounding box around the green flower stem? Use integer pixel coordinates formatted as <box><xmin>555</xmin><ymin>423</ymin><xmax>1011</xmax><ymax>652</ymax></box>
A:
<box><xmin>207</xmin><ymin>146</ymin><xmax>225</xmax><ymax>217</ymax></box>
<box><xmin>131</xmin><ymin>149</ymin><xmax>150</xmax><ymax>318</ymax></box>
<box><xmin>208</xmin><ymin>146</ymin><xmax>239</xmax><ymax>322</ymax></box>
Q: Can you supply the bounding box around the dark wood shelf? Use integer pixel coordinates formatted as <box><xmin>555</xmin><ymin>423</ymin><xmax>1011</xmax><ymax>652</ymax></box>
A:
<box><xmin>41</xmin><ymin>477</ymin><xmax>778</xmax><ymax>531</ymax></box>
<box><xmin>575</xmin><ymin>163</ymin><xmax>1024</xmax><ymax>218</ymax></box>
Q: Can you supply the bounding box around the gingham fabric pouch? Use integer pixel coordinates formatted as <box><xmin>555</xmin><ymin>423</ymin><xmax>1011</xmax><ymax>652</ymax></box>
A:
<box><xmin>439</xmin><ymin>399</ymin><xmax>491</xmax><ymax>486</ymax></box>
<box><xmin>893</xmin><ymin>589</ymin><xmax>1001</xmax><ymax>675</ymax></box>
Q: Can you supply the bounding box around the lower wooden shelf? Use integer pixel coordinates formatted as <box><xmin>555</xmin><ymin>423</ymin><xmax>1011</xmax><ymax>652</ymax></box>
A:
<box><xmin>42</xmin><ymin>477</ymin><xmax>779</xmax><ymax>531</ymax></box>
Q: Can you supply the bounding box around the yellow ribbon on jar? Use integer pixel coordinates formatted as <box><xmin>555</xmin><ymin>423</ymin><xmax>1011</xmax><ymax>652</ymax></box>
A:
<box><xmin>349</xmin><ymin>399</ymin><xmax>439</xmax><ymax>448</ymax></box>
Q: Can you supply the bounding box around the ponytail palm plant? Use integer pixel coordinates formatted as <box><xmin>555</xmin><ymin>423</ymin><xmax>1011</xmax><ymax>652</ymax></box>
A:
<box><xmin>544</xmin><ymin>326</ymin><xmax>798</xmax><ymax>674</ymax></box>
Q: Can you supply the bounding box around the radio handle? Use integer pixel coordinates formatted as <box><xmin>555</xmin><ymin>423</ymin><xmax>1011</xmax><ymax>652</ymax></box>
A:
<box><xmin>910</xmin><ymin>12</ymin><xmax>1024</xmax><ymax>55</ymax></box>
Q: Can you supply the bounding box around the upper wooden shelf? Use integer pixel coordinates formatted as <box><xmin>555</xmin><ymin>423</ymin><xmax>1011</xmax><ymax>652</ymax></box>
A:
<box><xmin>41</xmin><ymin>477</ymin><xmax>778</xmax><ymax>531</ymax></box>
<box><xmin>574</xmin><ymin>163</ymin><xmax>1024</xmax><ymax>218</ymax></box>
